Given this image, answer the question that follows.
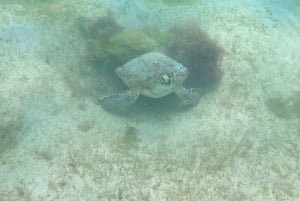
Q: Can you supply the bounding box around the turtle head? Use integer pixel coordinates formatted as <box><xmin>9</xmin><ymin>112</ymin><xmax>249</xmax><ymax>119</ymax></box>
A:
<box><xmin>154</xmin><ymin>62</ymin><xmax>188</xmax><ymax>87</ymax></box>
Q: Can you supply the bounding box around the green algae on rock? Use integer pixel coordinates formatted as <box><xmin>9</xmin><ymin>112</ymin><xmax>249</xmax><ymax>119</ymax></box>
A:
<box><xmin>106</xmin><ymin>30</ymin><xmax>160</xmax><ymax>65</ymax></box>
<box><xmin>86</xmin><ymin>29</ymin><xmax>160</xmax><ymax>68</ymax></box>
<box><xmin>78</xmin><ymin>15</ymin><xmax>122</xmax><ymax>40</ymax></box>
<box><xmin>78</xmin><ymin>15</ymin><xmax>160</xmax><ymax>68</ymax></box>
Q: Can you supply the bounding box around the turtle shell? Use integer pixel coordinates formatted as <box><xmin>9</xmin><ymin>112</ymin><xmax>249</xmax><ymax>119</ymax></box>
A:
<box><xmin>115</xmin><ymin>52</ymin><xmax>189</xmax><ymax>98</ymax></box>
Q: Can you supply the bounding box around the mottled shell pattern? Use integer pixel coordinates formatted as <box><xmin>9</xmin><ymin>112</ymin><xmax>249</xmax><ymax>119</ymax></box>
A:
<box><xmin>115</xmin><ymin>52</ymin><xmax>189</xmax><ymax>98</ymax></box>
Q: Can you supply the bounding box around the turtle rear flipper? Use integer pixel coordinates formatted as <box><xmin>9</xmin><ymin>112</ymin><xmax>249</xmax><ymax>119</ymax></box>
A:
<box><xmin>176</xmin><ymin>88</ymin><xmax>202</xmax><ymax>105</ymax></box>
<box><xmin>100</xmin><ymin>90</ymin><xmax>139</xmax><ymax>112</ymax></box>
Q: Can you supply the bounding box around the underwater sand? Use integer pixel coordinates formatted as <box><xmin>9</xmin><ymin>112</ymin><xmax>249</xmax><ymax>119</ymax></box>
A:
<box><xmin>0</xmin><ymin>0</ymin><xmax>299</xmax><ymax>200</ymax></box>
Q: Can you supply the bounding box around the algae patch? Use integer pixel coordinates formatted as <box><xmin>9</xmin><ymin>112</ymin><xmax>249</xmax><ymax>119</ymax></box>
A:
<box><xmin>90</xmin><ymin>30</ymin><xmax>160</xmax><ymax>66</ymax></box>
<box><xmin>79</xmin><ymin>15</ymin><xmax>160</xmax><ymax>68</ymax></box>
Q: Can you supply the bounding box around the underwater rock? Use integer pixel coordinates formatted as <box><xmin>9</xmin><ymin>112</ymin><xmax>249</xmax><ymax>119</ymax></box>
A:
<box><xmin>78</xmin><ymin>14</ymin><xmax>160</xmax><ymax>68</ymax></box>
<box><xmin>87</xmin><ymin>29</ymin><xmax>160</xmax><ymax>68</ymax></box>
<box><xmin>106</xmin><ymin>30</ymin><xmax>160</xmax><ymax>65</ymax></box>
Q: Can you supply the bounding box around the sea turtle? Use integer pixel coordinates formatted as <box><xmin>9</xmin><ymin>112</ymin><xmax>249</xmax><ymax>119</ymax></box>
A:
<box><xmin>100</xmin><ymin>52</ymin><xmax>202</xmax><ymax>111</ymax></box>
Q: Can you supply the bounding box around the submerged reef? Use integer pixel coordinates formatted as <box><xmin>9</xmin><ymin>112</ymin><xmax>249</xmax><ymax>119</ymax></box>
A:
<box><xmin>79</xmin><ymin>15</ymin><xmax>160</xmax><ymax>69</ymax></box>
<box><xmin>94</xmin><ymin>30</ymin><xmax>159</xmax><ymax>66</ymax></box>
<box><xmin>78</xmin><ymin>14</ymin><xmax>122</xmax><ymax>40</ymax></box>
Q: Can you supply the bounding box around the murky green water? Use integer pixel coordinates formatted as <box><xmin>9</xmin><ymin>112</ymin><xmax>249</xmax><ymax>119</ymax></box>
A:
<box><xmin>0</xmin><ymin>0</ymin><xmax>299</xmax><ymax>200</ymax></box>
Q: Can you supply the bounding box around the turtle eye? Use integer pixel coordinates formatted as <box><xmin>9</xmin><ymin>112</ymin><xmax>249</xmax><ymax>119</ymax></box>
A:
<box><xmin>175</xmin><ymin>63</ymin><xmax>185</xmax><ymax>72</ymax></box>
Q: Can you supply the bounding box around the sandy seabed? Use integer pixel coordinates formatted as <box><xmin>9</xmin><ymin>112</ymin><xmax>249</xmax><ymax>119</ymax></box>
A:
<box><xmin>0</xmin><ymin>0</ymin><xmax>299</xmax><ymax>200</ymax></box>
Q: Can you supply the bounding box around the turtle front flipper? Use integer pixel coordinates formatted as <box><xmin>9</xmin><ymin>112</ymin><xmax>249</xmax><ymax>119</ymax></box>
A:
<box><xmin>99</xmin><ymin>90</ymin><xmax>139</xmax><ymax>112</ymax></box>
<box><xmin>176</xmin><ymin>88</ymin><xmax>203</xmax><ymax>106</ymax></box>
